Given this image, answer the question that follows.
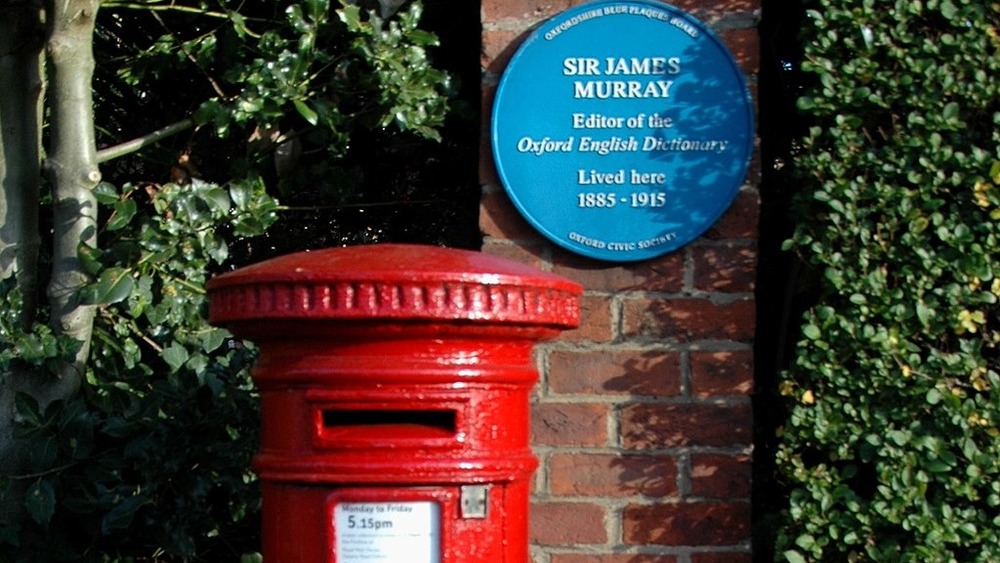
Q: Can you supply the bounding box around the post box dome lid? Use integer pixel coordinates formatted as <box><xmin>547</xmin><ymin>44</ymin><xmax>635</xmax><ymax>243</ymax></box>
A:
<box><xmin>207</xmin><ymin>244</ymin><xmax>582</xmax><ymax>327</ymax></box>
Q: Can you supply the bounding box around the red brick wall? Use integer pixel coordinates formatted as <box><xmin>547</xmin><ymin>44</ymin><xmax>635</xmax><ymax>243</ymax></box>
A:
<box><xmin>480</xmin><ymin>0</ymin><xmax>760</xmax><ymax>561</ymax></box>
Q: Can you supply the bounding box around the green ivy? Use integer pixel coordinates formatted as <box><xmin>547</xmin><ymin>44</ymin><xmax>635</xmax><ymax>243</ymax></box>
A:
<box><xmin>776</xmin><ymin>1</ymin><xmax>1000</xmax><ymax>561</ymax></box>
<box><xmin>338</xmin><ymin>1</ymin><xmax>450</xmax><ymax>140</ymax></box>
<box><xmin>2</xmin><ymin>0</ymin><xmax>460</xmax><ymax>559</ymax></box>
<box><xmin>0</xmin><ymin>177</ymin><xmax>277</xmax><ymax>561</ymax></box>
<box><xmin>183</xmin><ymin>0</ymin><xmax>451</xmax><ymax>150</ymax></box>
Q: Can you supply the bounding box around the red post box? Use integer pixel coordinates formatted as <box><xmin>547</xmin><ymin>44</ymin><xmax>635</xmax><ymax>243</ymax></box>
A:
<box><xmin>207</xmin><ymin>244</ymin><xmax>581</xmax><ymax>562</ymax></box>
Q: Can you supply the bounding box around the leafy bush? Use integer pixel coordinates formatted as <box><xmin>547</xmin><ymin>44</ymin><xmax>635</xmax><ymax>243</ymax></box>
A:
<box><xmin>2</xmin><ymin>0</ymin><xmax>464</xmax><ymax>559</ymax></box>
<box><xmin>775</xmin><ymin>1</ymin><xmax>1000</xmax><ymax>561</ymax></box>
<box><xmin>1</xmin><ymin>177</ymin><xmax>277</xmax><ymax>561</ymax></box>
<box><xmin>96</xmin><ymin>0</ymin><xmax>477</xmax><ymax>256</ymax></box>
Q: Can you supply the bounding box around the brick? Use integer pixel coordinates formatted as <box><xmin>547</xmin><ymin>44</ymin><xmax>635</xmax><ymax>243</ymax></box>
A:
<box><xmin>482</xmin><ymin>0</ymin><xmax>576</xmax><ymax>24</ymax></box>
<box><xmin>480</xmin><ymin>83</ymin><xmax>501</xmax><ymax>187</ymax></box>
<box><xmin>530</xmin><ymin>501</ymin><xmax>607</xmax><ymax>545</ymax></box>
<box><xmin>692</xmin><ymin>244</ymin><xmax>757</xmax><ymax>293</ymax></box>
<box><xmin>690</xmin><ymin>454</ymin><xmax>752</xmax><ymax>499</ymax></box>
<box><xmin>620</xmin><ymin>402</ymin><xmax>751</xmax><ymax>449</ymax></box>
<box><xmin>480</xmin><ymin>239</ymin><xmax>549</xmax><ymax>271</ymax></box>
<box><xmin>549</xmin><ymin>453</ymin><xmax>679</xmax><ymax>497</ymax></box>
<box><xmin>560</xmin><ymin>294</ymin><xmax>614</xmax><ymax>343</ymax></box>
<box><xmin>480</xmin><ymin>188</ymin><xmax>543</xmax><ymax>240</ymax></box>
<box><xmin>623</xmin><ymin>502</ymin><xmax>751</xmax><ymax>546</ymax></box>
<box><xmin>669</xmin><ymin>0</ymin><xmax>759</xmax><ymax>16</ymax></box>
<box><xmin>552</xmin><ymin>250</ymin><xmax>684</xmax><ymax>292</ymax></box>
<box><xmin>481</xmin><ymin>29</ymin><xmax>526</xmax><ymax>72</ymax></box>
<box><xmin>548</xmin><ymin>349</ymin><xmax>682</xmax><ymax>396</ymax></box>
<box><xmin>480</xmin><ymin>136</ymin><xmax>499</xmax><ymax>187</ymax></box>
<box><xmin>690</xmin><ymin>350</ymin><xmax>753</xmax><ymax>397</ymax></box>
<box><xmin>480</xmin><ymin>0</ymin><xmax>762</xmax><ymax>554</ymax></box>
<box><xmin>621</xmin><ymin>297</ymin><xmax>755</xmax><ymax>343</ymax></box>
<box><xmin>720</xmin><ymin>28</ymin><xmax>760</xmax><ymax>74</ymax></box>
<box><xmin>703</xmin><ymin>190</ymin><xmax>759</xmax><ymax>240</ymax></box>
<box><xmin>482</xmin><ymin>0</ymin><xmax>759</xmax><ymax>29</ymax></box>
<box><xmin>690</xmin><ymin>553</ymin><xmax>753</xmax><ymax>563</ymax></box>
<box><xmin>551</xmin><ymin>555</ymin><xmax>679</xmax><ymax>563</ymax></box>
<box><xmin>532</xmin><ymin>402</ymin><xmax>609</xmax><ymax>446</ymax></box>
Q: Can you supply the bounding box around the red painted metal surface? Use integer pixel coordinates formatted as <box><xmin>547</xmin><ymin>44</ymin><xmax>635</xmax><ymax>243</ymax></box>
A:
<box><xmin>207</xmin><ymin>244</ymin><xmax>581</xmax><ymax>563</ymax></box>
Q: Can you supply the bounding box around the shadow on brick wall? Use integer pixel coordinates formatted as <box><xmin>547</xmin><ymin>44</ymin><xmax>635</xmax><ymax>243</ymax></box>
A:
<box><xmin>598</xmin><ymin>353</ymin><xmax>753</xmax><ymax>559</ymax></box>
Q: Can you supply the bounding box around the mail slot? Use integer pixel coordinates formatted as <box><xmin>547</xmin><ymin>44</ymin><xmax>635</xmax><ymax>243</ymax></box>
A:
<box><xmin>320</xmin><ymin>408</ymin><xmax>458</xmax><ymax>439</ymax></box>
<box><xmin>207</xmin><ymin>244</ymin><xmax>581</xmax><ymax>562</ymax></box>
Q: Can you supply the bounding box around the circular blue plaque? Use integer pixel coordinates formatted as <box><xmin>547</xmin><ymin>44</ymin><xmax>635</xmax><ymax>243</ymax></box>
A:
<box><xmin>491</xmin><ymin>0</ymin><xmax>755</xmax><ymax>262</ymax></box>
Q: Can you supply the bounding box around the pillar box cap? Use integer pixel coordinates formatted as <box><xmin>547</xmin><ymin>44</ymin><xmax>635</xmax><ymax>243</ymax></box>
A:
<box><xmin>208</xmin><ymin>244</ymin><xmax>582</xmax><ymax>329</ymax></box>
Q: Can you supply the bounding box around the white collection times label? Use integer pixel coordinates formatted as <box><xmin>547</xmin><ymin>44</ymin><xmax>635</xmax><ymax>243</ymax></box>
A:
<box><xmin>334</xmin><ymin>501</ymin><xmax>441</xmax><ymax>563</ymax></box>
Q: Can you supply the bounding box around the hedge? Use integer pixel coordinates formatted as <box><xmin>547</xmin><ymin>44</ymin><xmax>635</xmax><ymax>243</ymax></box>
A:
<box><xmin>775</xmin><ymin>0</ymin><xmax>1000</xmax><ymax>561</ymax></box>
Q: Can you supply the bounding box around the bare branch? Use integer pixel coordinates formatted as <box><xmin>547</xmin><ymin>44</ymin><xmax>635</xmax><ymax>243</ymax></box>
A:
<box><xmin>100</xmin><ymin>2</ymin><xmax>232</xmax><ymax>19</ymax></box>
<box><xmin>96</xmin><ymin>117</ymin><xmax>196</xmax><ymax>163</ymax></box>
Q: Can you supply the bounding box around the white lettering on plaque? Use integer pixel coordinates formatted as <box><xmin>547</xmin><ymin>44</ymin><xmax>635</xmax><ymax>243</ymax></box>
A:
<box><xmin>334</xmin><ymin>501</ymin><xmax>441</xmax><ymax>562</ymax></box>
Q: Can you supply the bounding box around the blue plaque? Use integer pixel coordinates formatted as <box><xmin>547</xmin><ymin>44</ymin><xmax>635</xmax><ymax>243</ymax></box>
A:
<box><xmin>491</xmin><ymin>0</ymin><xmax>755</xmax><ymax>262</ymax></box>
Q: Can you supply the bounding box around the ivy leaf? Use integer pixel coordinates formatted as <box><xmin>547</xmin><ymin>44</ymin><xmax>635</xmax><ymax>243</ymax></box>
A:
<box><xmin>926</xmin><ymin>459</ymin><xmax>952</xmax><ymax>473</ymax></box>
<box><xmin>959</xmin><ymin>522</ymin><xmax>978</xmax><ymax>536</ymax></box>
<box><xmin>0</xmin><ymin>515</ymin><xmax>19</xmax><ymax>548</ymax></box>
<box><xmin>303</xmin><ymin>0</ymin><xmax>327</xmax><ymax>20</ymax></box>
<box><xmin>101</xmin><ymin>495</ymin><xmax>146</xmax><ymax>534</ymax></box>
<box><xmin>162</xmin><ymin>343</ymin><xmax>189</xmax><ymax>372</ymax></box>
<box><xmin>795</xmin><ymin>534</ymin><xmax>816</xmax><ymax>550</ymax></box>
<box><xmin>407</xmin><ymin>29</ymin><xmax>439</xmax><ymax>46</ymax></box>
<box><xmin>193</xmin><ymin>98</ymin><xmax>224</xmax><ymax>125</ymax></box>
<box><xmin>940</xmin><ymin>0</ymin><xmax>958</xmax><ymax>19</ymax></box>
<box><xmin>916</xmin><ymin>301</ymin><xmax>933</xmax><ymax>326</ymax></box>
<box><xmin>926</xmin><ymin>388</ymin><xmax>943</xmax><ymax>405</ymax></box>
<box><xmin>92</xmin><ymin>182</ymin><xmax>119</xmax><ymax>204</ymax></box>
<box><xmin>107</xmin><ymin>199</ymin><xmax>137</xmax><ymax>231</ymax></box>
<box><xmin>25</xmin><ymin>480</ymin><xmax>56</xmax><ymax>525</ymax></box>
<box><xmin>202</xmin><ymin>186</ymin><xmax>231</xmax><ymax>215</ymax></box>
<box><xmin>230</xmin><ymin>182</ymin><xmax>251</xmax><ymax>209</ymax></box>
<box><xmin>293</xmin><ymin>99</ymin><xmax>319</xmax><ymax>126</ymax></box>
<box><xmin>202</xmin><ymin>231</ymin><xmax>229</xmax><ymax>264</ymax></box>
<box><xmin>339</xmin><ymin>3</ymin><xmax>361</xmax><ymax>29</ymax></box>
<box><xmin>941</xmin><ymin>102</ymin><xmax>960</xmax><ymax>125</ymax></box>
<box><xmin>803</xmin><ymin>324</ymin><xmax>822</xmax><ymax>340</ymax></box>
<box><xmin>199</xmin><ymin>328</ymin><xmax>227</xmax><ymax>354</ymax></box>
<box><xmin>81</xmin><ymin>268</ymin><xmax>134</xmax><ymax>305</ymax></box>
<box><xmin>78</xmin><ymin>243</ymin><xmax>104</xmax><ymax>276</ymax></box>
<box><xmin>13</xmin><ymin>393</ymin><xmax>42</xmax><ymax>428</ymax></box>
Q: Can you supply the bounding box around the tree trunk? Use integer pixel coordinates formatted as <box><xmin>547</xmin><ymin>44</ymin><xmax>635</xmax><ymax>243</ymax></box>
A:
<box><xmin>0</xmin><ymin>0</ymin><xmax>46</xmax><ymax>532</ymax></box>
<box><xmin>0</xmin><ymin>3</ymin><xmax>44</xmax><ymax>327</ymax></box>
<box><xmin>0</xmin><ymin>0</ymin><xmax>100</xmax><ymax>533</ymax></box>
<box><xmin>43</xmin><ymin>0</ymin><xmax>101</xmax><ymax>395</ymax></box>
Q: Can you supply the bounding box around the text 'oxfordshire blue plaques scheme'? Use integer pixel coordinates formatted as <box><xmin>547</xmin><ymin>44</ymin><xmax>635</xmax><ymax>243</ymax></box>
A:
<box><xmin>491</xmin><ymin>0</ymin><xmax>755</xmax><ymax>262</ymax></box>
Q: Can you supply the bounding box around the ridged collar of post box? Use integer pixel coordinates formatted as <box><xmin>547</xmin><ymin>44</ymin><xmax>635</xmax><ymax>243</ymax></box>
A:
<box><xmin>207</xmin><ymin>244</ymin><xmax>582</xmax><ymax>328</ymax></box>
